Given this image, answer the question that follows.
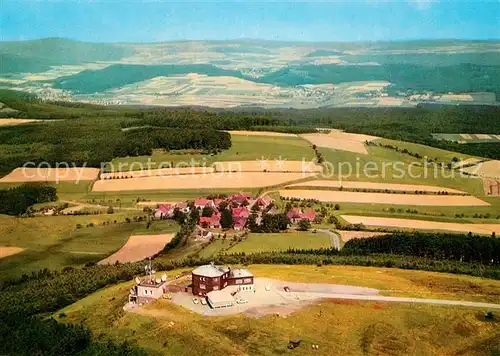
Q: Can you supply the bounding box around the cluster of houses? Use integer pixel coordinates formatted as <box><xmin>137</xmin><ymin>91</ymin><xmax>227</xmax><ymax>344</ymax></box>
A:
<box><xmin>154</xmin><ymin>192</ymin><xmax>277</xmax><ymax>231</ymax></box>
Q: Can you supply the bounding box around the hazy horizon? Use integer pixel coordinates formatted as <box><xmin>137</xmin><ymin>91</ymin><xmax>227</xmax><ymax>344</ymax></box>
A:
<box><xmin>1</xmin><ymin>1</ymin><xmax>499</xmax><ymax>43</ymax></box>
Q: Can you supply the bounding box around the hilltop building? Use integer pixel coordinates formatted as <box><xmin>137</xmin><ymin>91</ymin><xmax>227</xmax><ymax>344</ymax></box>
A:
<box><xmin>191</xmin><ymin>263</ymin><xmax>254</xmax><ymax>297</ymax></box>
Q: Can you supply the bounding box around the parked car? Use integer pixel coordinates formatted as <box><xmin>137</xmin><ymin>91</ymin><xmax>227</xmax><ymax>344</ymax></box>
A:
<box><xmin>284</xmin><ymin>286</ymin><xmax>290</xmax><ymax>292</ymax></box>
<box><xmin>192</xmin><ymin>298</ymin><xmax>199</xmax><ymax>304</ymax></box>
<box><xmin>200</xmin><ymin>298</ymin><xmax>207</xmax><ymax>305</ymax></box>
<box><xmin>265</xmin><ymin>285</ymin><xmax>271</xmax><ymax>291</ymax></box>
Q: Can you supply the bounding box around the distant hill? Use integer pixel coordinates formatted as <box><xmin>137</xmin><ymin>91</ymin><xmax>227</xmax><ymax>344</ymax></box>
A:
<box><xmin>52</xmin><ymin>64</ymin><xmax>250</xmax><ymax>93</ymax></box>
<box><xmin>306</xmin><ymin>49</ymin><xmax>344</xmax><ymax>57</ymax></box>
<box><xmin>257</xmin><ymin>63</ymin><xmax>500</xmax><ymax>95</ymax></box>
<box><xmin>0</xmin><ymin>38</ymin><xmax>132</xmax><ymax>74</ymax></box>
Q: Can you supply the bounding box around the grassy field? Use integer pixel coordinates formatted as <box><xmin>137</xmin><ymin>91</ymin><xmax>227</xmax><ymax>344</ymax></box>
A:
<box><xmin>0</xmin><ymin>214</ymin><xmax>178</xmax><ymax>279</ymax></box>
<box><xmin>197</xmin><ymin>231</ymin><xmax>332</xmax><ymax>257</ymax></box>
<box><xmin>56</xmin><ymin>265</ymin><xmax>500</xmax><ymax>356</ymax></box>
<box><xmin>318</xmin><ymin>146</ymin><xmax>485</xmax><ymax>196</ymax></box>
<box><xmin>108</xmin><ymin>134</ymin><xmax>316</xmax><ymax>172</ymax></box>
<box><xmin>375</xmin><ymin>138</ymin><xmax>477</xmax><ymax>162</ymax></box>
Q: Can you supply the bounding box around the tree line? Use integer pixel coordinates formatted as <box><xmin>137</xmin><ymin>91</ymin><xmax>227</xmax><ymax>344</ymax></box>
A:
<box><xmin>0</xmin><ymin>184</ymin><xmax>57</xmax><ymax>216</ymax></box>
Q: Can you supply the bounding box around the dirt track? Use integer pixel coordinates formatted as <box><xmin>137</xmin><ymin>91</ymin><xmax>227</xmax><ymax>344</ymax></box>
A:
<box><xmin>341</xmin><ymin>215</ymin><xmax>500</xmax><ymax>235</ymax></box>
<box><xmin>0</xmin><ymin>167</ymin><xmax>100</xmax><ymax>182</ymax></box>
<box><xmin>287</xmin><ymin>180</ymin><xmax>465</xmax><ymax>194</ymax></box>
<box><xmin>93</xmin><ymin>172</ymin><xmax>317</xmax><ymax>192</ymax></box>
<box><xmin>280</xmin><ymin>189</ymin><xmax>488</xmax><ymax>206</ymax></box>
<box><xmin>98</xmin><ymin>234</ymin><xmax>174</xmax><ymax>264</ymax></box>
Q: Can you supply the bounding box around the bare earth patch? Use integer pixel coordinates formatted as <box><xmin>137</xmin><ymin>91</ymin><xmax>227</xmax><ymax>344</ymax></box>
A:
<box><xmin>98</xmin><ymin>234</ymin><xmax>174</xmax><ymax>265</ymax></box>
<box><xmin>341</xmin><ymin>215</ymin><xmax>500</xmax><ymax>235</ymax></box>
<box><xmin>93</xmin><ymin>172</ymin><xmax>317</xmax><ymax>192</ymax></box>
<box><xmin>279</xmin><ymin>189</ymin><xmax>488</xmax><ymax>206</ymax></box>
<box><xmin>287</xmin><ymin>180</ymin><xmax>465</xmax><ymax>194</ymax></box>
<box><xmin>0</xmin><ymin>118</ymin><xmax>38</xmax><ymax>126</ymax></box>
<box><xmin>337</xmin><ymin>231</ymin><xmax>388</xmax><ymax>242</ymax></box>
<box><xmin>0</xmin><ymin>167</ymin><xmax>100</xmax><ymax>182</ymax></box>
<box><xmin>462</xmin><ymin>160</ymin><xmax>500</xmax><ymax>179</ymax></box>
<box><xmin>213</xmin><ymin>160</ymin><xmax>322</xmax><ymax>173</ymax></box>
<box><xmin>0</xmin><ymin>246</ymin><xmax>24</xmax><ymax>259</ymax></box>
<box><xmin>300</xmin><ymin>130</ymin><xmax>378</xmax><ymax>154</ymax></box>
<box><xmin>228</xmin><ymin>130</ymin><xmax>297</xmax><ymax>137</ymax></box>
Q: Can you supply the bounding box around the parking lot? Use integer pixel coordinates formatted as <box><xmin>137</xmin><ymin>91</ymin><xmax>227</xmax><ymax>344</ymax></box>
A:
<box><xmin>169</xmin><ymin>277</ymin><xmax>379</xmax><ymax>317</ymax></box>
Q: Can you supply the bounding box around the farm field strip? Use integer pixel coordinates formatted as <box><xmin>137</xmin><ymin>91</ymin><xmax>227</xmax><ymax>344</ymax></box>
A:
<box><xmin>461</xmin><ymin>160</ymin><xmax>500</xmax><ymax>179</ymax></box>
<box><xmin>336</xmin><ymin>230</ymin><xmax>387</xmax><ymax>242</ymax></box>
<box><xmin>101</xmin><ymin>167</ymin><xmax>214</xmax><ymax>179</ymax></box>
<box><xmin>286</xmin><ymin>180</ymin><xmax>466</xmax><ymax>194</ymax></box>
<box><xmin>213</xmin><ymin>160</ymin><xmax>322</xmax><ymax>173</ymax></box>
<box><xmin>98</xmin><ymin>234</ymin><xmax>174</xmax><ymax>265</ymax></box>
<box><xmin>433</xmin><ymin>133</ymin><xmax>500</xmax><ymax>143</ymax></box>
<box><xmin>93</xmin><ymin>172</ymin><xmax>317</xmax><ymax>192</ymax></box>
<box><xmin>0</xmin><ymin>118</ymin><xmax>39</xmax><ymax>126</ymax></box>
<box><xmin>0</xmin><ymin>246</ymin><xmax>24</xmax><ymax>259</ymax></box>
<box><xmin>0</xmin><ymin>167</ymin><xmax>100</xmax><ymax>182</ymax></box>
<box><xmin>300</xmin><ymin>130</ymin><xmax>378</xmax><ymax>155</ymax></box>
<box><xmin>228</xmin><ymin>130</ymin><xmax>298</xmax><ymax>137</ymax></box>
<box><xmin>280</xmin><ymin>189</ymin><xmax>489</xmax><ymax>206</ymax></box>
<box><xmin>341</xmin><ymin>215</ymin><xmax>500</xmax><ymax>235</ymax></box>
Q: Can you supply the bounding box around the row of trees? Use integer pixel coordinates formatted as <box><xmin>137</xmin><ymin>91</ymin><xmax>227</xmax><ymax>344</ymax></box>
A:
<box><xmin>343</xmin><ymin>232</ymin><xmax>500</xmax><ymax>265</ymax></box>
<box><xmin>0</xmin><ymin>184</ymin><xmax>57</xmax><ymax>216</ymax></box>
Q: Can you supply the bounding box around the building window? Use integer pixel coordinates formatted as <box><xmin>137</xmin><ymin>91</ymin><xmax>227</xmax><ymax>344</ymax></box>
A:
<box><xmin>236</xmin><ymin>279</ymin><xmax>242</xmax><ymax>284</ymax></box>
<box><xmin>244</xmin><ymin>278</ymin><xmax>252</xmax><ymax>284</ymax></box>
<box><xmin>213</xmin><ymin>286</ymin><xmax>219</xmax><ymax>290</ymax></box>
<box><xmin>200</xmin><ymin>284</ymin><xmax>206</xmax><ymax>289</ymax></box>
<box><xmin>213</xmin><ymin>278</ymin><xmax>218</xmax><ymax>282</ymax></box>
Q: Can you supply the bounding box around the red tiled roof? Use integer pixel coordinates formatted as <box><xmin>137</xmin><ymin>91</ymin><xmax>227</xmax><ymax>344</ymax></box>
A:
<box><xmin>232</xmin><ymin>207</ymin><xmax>249</xmax><ymax>218</ymax></box>
<box><xmin>195</xmin><ymin>199</ymin><xmax>213</xmax><ymax>206</ymax></box>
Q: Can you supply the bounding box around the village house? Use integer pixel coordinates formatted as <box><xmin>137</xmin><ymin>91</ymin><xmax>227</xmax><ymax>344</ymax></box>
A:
<box><xmin>254</xmin><ymin>195</ymin><xmax>274</xmax><ymax>209</ymax></box>
<box><xmin>154</xmin><ymin>204</ymin><xmax>173</xmax><ymax>219</ymax></box>
<box><xmin>199</xmin><ymin>212</ymin><xmax>221</xmax><ymax>228</ymax></box>
<box><xmin>228</xmin><ymin>192</ymin><xmax>251</xmax><ymax>206</ymax></box>
<box><xmin>194</xmin><ymin>199</ymin><xmax>215</xmax><ymax>210</ymax></box>
<box><xmin>287</xmin><ymin>208</ymin><xmax>317</xmax><ymax>223</ymax></box>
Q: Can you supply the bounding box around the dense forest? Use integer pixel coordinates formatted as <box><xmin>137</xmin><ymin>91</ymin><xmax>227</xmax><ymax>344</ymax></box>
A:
<box><xmin>0</xmin><ymin>184</ymin><xmax>57</xmax><ymax>215</ymax></box>
<box><xmin>1</xmin><ymin>90</ymin><xmax>500</xmax><ymax>179</ymax></box>
<box><xmin>0</xmin><ymin>115</ymin><xmax>230</xmax><ymax>176</ymax></box>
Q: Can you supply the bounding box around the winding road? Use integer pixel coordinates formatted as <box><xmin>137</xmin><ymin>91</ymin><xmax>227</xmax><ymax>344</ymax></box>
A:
<box><xmin>317</xmin><ymin>229</ymin><xmax>341</xmax><ymax>250</ymax></box>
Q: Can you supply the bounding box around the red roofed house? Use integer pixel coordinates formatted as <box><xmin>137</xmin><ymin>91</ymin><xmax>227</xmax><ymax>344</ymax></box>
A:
<box><xmin>233</xmin><ymin>216</ymin><xmax>248</xmax><ymax>230</ymax></box>
<box><xmin>195</xmin><ymin>199</ymin><xmax>215</xmax><ymax>210</ymax></box>
<box><xmin>301</xmin><ymin>208</ymin><xmax>316</xmax><ymax>222</ymax></box>
<box><xmin>228</xmin><ymin>193</ymin><xmax>251</xmax><ymax>206</ymax></box>
<box><xmin>199</xmin><ymin>212</ymin><xmax>221</xmax><ymax>228</ymax></box>
<box><xmin>154</xmin><ymin>204</ymin><xmax>173</xmax><ymax>219</ymax></box>
<box><xmin>232</xmin><ymin>206</ymin><xmax>249</xmax><ymax>219</ymax></box>
<box><xmin>254</xmin><ymin>195</ymin><xmax>274</xmax><ymax>209</ymax></box>
<box><xmin>287</xmin><ymin>208</ymin><xmax>316</xmax><ymax>223</ymax></box>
